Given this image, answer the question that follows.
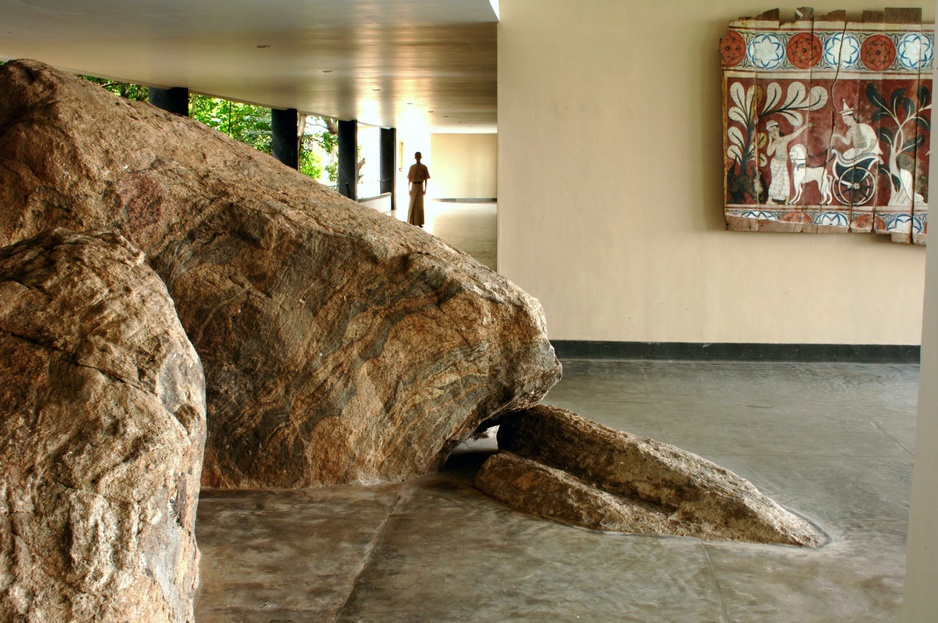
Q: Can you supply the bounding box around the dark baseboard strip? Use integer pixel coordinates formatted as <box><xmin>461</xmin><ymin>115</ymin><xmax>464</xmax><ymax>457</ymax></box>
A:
<box><xmin>436</xmin><ymin>198</ymin><xmax>497</xmax><ymax>203</ymax></box>
<box><xmin>358</xmin><ymin>192</ymin><xmax>392</xmax><ymax>203</ymax></box>
<box><xmin>550</xmin><ymin>340</ymin><xmax>921</xmax><ymax>363</ymax></box>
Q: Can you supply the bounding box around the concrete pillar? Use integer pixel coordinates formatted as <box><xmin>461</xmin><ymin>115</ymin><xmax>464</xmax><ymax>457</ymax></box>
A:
<box><xmin>903</xmin><ymin>242</ymin><xmax>938</xmax><ymax>621</ymax></box>
<box><xmin>271</xmin><ymin>108</ymin><xmax>299</xmax><ymax>169</ymax></box>
<box><xmin>148</xmin><ymin>87</ymin><xmax>189</xmax><ymax>116</ymax></box>
<box><xmin>901</xmin><ymin>15</ymin><xmax>938</xmax><ymax>622</ymax></box>
<box><xmin>337</xmin><ymin>119</ymin><xmax>358</xmax><ymax>200</ymax></box>
<box><xmin>381</xmin><ymin>127</ymin><xmax>397</xmax><ymax>210</ymax></box>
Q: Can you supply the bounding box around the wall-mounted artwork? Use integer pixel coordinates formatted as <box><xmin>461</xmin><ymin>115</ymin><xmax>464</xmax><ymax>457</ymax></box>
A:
<box><xmin>721</xmin><ymin>8</ymin><xmax>933</xmax><ymax>245</ymax></box>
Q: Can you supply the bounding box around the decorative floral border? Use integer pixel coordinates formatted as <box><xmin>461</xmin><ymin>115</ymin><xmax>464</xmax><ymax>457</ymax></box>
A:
<box><xmin>722</xmin><ymin>30</ymin><xmax>934</xmax><ymax>73</ymax></box>
<box><xmin>725</xmin><ymin>208</ymin><xmax>927</xmax><ymax>233</ymax></box>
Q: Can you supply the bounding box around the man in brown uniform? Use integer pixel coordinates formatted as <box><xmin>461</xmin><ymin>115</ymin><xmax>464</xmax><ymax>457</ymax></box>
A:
<box><xmin>407</xmin><ymin>152</ymin><xmax>430</xmax><ymax>227</ymax></box>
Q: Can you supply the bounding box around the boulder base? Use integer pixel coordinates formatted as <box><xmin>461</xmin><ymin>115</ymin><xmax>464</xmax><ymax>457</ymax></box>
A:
<box><xmin>0</xmin><ymin>230</ymin><xmax>206</xmax><ymax>622</ymax></box>
<box><xmin>0</xmin><ymin>59</ymin><xmax>561</xmax><ymax>488</ymax></box>
<box><xmin>476</xmin><ymin>405</ymin><xmax>825</xmax><ymax>545</ymax></box>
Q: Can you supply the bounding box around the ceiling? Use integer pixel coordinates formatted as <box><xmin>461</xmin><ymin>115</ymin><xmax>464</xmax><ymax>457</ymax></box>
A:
<box><xmin>0</xmin><ymin>0</ymin><xmax>499</xmax><ymax>132</ymax></box>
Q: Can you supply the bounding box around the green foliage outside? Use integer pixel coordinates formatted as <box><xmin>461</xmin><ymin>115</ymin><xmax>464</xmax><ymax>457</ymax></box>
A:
<box><xmin>189</xmin><ymin>95</ymin><xmax>273</xmax><ymax>155</ymax></box>
<box><xmin>300</xmin><ymin>116</ymin><xmax>340</xmax><ymax>184</ymax></box>
<box><xmin>83</xmin><ymin>76</ymin><xmax>149</xmax><ymax>102</ymax></box>
<box><xmin>83</xmin><ymin>75</ymin><xmax>339</xmax><ymax>183</ymax></box>
<box><xmin>299</xmin><ymin>149</ymin><xmax>321</xmax><ymax>179</ymax></box>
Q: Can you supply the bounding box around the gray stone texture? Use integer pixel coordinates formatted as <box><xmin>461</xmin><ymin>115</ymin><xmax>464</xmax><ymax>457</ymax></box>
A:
<box><xmin>191</xmin><ymin>221</ymin><xmax>915</xmax><ymax>622</ymax></box>
<box><xmin>0</xmin><ymin>59</ymin><xmax>561</xmax><ymax>488</ymax></box>
<box><xmin>477</xmin><ymin>404</ymin><xmax>826</xmax><ymax>545</ymax></box>
<box><xmin>0</xmin><ymin>230</ymin><xmax>205</xmax><ymax>623</ymax></box>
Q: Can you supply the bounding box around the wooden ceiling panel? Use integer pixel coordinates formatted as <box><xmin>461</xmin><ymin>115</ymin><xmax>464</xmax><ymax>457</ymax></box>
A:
<box><xmin>0</xmin><ymin>0</ymin><xmax>498</xmax><ymax>132</ymax></box>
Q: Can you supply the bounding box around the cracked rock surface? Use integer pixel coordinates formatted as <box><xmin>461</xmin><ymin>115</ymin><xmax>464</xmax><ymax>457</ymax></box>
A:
<box><xmin>0</xmin><ymin>230</ymin><xmax>206</xmax><ymax>622</ymax></box>
<box><xmin>0</xmin><ymin>59</ymin><xmax>561</xmax><ymax>488</ymax></box>
<box><xmin>476</xmin><ymin>405</ymin><xmax>826</xmax><ymax>546</ymax></box>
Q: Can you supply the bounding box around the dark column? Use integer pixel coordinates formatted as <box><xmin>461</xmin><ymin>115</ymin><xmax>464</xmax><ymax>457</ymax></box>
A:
<box><xmin>337</xmin><ymin>119</ymin><xmax>358</xmax><ymax>200</ymax></box>
<box><xmin>380</xmin><ymin>127</ymin><xmax>397</xmax><ymax>211</ymax></box>
<box><xmin>148</xmin><ymin>87</ymin><xmax>189</xmax><ymax>116</ymax></box>
<box><xmin>271</xmin><ymin>108</ymin><xmax>299</xmax><ymax>169</ymax></box>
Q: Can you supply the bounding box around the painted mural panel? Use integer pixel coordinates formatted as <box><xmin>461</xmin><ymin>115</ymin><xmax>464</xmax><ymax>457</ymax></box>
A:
<box><xmin>721</xmin><ymin>8</ymin><xmax>933</xmax><ymax>245</ymax></box>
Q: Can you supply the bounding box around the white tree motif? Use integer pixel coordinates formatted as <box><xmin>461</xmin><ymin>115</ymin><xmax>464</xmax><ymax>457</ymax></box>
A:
<box><xmin>725</xmin><ymin>81</ymin><xmax>828</xmax><ymax>203</ymax></box>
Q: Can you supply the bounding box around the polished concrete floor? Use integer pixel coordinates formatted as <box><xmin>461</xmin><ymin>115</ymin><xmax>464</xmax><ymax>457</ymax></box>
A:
<box><xmin>195</xmin><ymin>360</ymin><xmax>918</xmax><ymax>622</ymax></box>
<box><xmin>391</xmin><ymin>199</ymin><xmax>498</xmax><ymax>271</ymax></box>
<box><xmin>194</xmin><ymin>202</ymin><xmax>918</xmax><ymax>621</ymax></box>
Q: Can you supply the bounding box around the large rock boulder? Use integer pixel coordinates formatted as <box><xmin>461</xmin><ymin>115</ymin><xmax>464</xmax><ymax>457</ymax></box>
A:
<box><xmin>476</xmin><ymin>405</ymin><xmax>825</xmax><ymax>545</ymax></box>
<box><xmin>0</xmin><ymin>230</ymin><xmax>206</xmax><ymax>622</ymax></box>
<box><xmin>0</xmin><ymin>59</ymin><xmax>561</xmax><ymax>488</ymax></box>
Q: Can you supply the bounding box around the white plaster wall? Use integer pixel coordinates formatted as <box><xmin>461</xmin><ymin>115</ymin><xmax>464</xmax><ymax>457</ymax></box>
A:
<box><xmin>498</xmin><ymin>0</ymin><xmax>931</xmax><ymax>344</ymax></box>
<box><xmin>430</xmin><ymin>133</ymin><xmax>498</xmax><ymax>199</ymax></box>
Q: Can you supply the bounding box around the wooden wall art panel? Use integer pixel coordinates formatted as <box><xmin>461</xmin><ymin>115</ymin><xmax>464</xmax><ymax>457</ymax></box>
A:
<box><xmin>721</xmin><ymin>8</ymin><xmax>933</xmax><ymax>245</ymax></box>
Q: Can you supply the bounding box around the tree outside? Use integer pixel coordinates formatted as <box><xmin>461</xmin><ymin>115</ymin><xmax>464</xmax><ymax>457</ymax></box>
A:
<box><xmin>84</xmin><ymin>76</ymin><xmax>339</xmax><ymax>185</ymax></box>
<box><xmin>83</xmin><ymin>76</ymin><xmax>149</xmax><ymax>102</ymax></box>
<box><xmin>189</xmin><ymin>95</ymin><xmax>273</xmax><ymax>156</ymax></box>
<box><xmin>299</xmin><ymin>115</ymin><xmax>339</xmax><ymax>185</ymax></box>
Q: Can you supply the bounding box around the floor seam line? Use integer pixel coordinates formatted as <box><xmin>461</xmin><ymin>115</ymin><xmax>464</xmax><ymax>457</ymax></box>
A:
<box><xmin>330</xmin><ymin>484</ymin><xmax>405</xmax><ymax>623</ymax></box>
<box><xmin>702</xmin><ymin>544</ymin><xmax>731</xmax><ymax>623</ymax></box>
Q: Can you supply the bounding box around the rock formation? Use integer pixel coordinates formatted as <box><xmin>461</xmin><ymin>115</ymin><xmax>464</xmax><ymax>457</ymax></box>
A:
<box><xmin>0</xmin><ymin>59</ymin><xmax>561</xmax><ymax>488</ymax></box>
<box><xmin>0</xmin><ymin>230</ymin><xmax>206</xmax><ymax>622</ymax></box>
<box><xmin>476</xmin><ymin>405</ymin><xmax>825</xmax><ymax>545</ymax></box>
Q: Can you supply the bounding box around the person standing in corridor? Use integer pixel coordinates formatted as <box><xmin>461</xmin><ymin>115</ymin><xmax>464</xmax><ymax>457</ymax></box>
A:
<box><xmin>407</xmin><ymin>152</ymin><xmax>430</xmax><ymax>227</ymax></box>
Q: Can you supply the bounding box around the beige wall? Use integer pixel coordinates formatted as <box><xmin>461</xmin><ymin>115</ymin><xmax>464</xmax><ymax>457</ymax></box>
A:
<box><xmin>430</xmin><ymin>133</ymin><xmax>498</xmax><ymax>199</ymax></box>
<box><xmin>498</xmin><ymin>0</ymin><xmax>932</xmax><ymax>344</ymax></box>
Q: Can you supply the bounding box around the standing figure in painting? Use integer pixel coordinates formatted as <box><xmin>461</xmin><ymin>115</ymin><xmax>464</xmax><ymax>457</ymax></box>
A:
<box><xmin>407</xmin><ymin>152</ymin><xmax>431</xmax><ymax>228</ymax></box>
<box><xmin>765</xmin><ymin>120</ymin><xmax>810</xmax><ymax>204</ymax></box>
<box><xmin>832</xmin><ymin>101</ymin><xmax>882</xmax><ymax>162</ymax></box>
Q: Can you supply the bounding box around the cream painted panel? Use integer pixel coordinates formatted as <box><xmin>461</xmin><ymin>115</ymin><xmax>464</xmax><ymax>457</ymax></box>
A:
<box><xmin>430</xmin><ymin>133</ymin><xmax>498</xmax><ymax>199</ymax></box>
<box><xmin>498</xmin><ymin>0</ymin><xmax>932</xmax><ymax>344</ymax></box>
